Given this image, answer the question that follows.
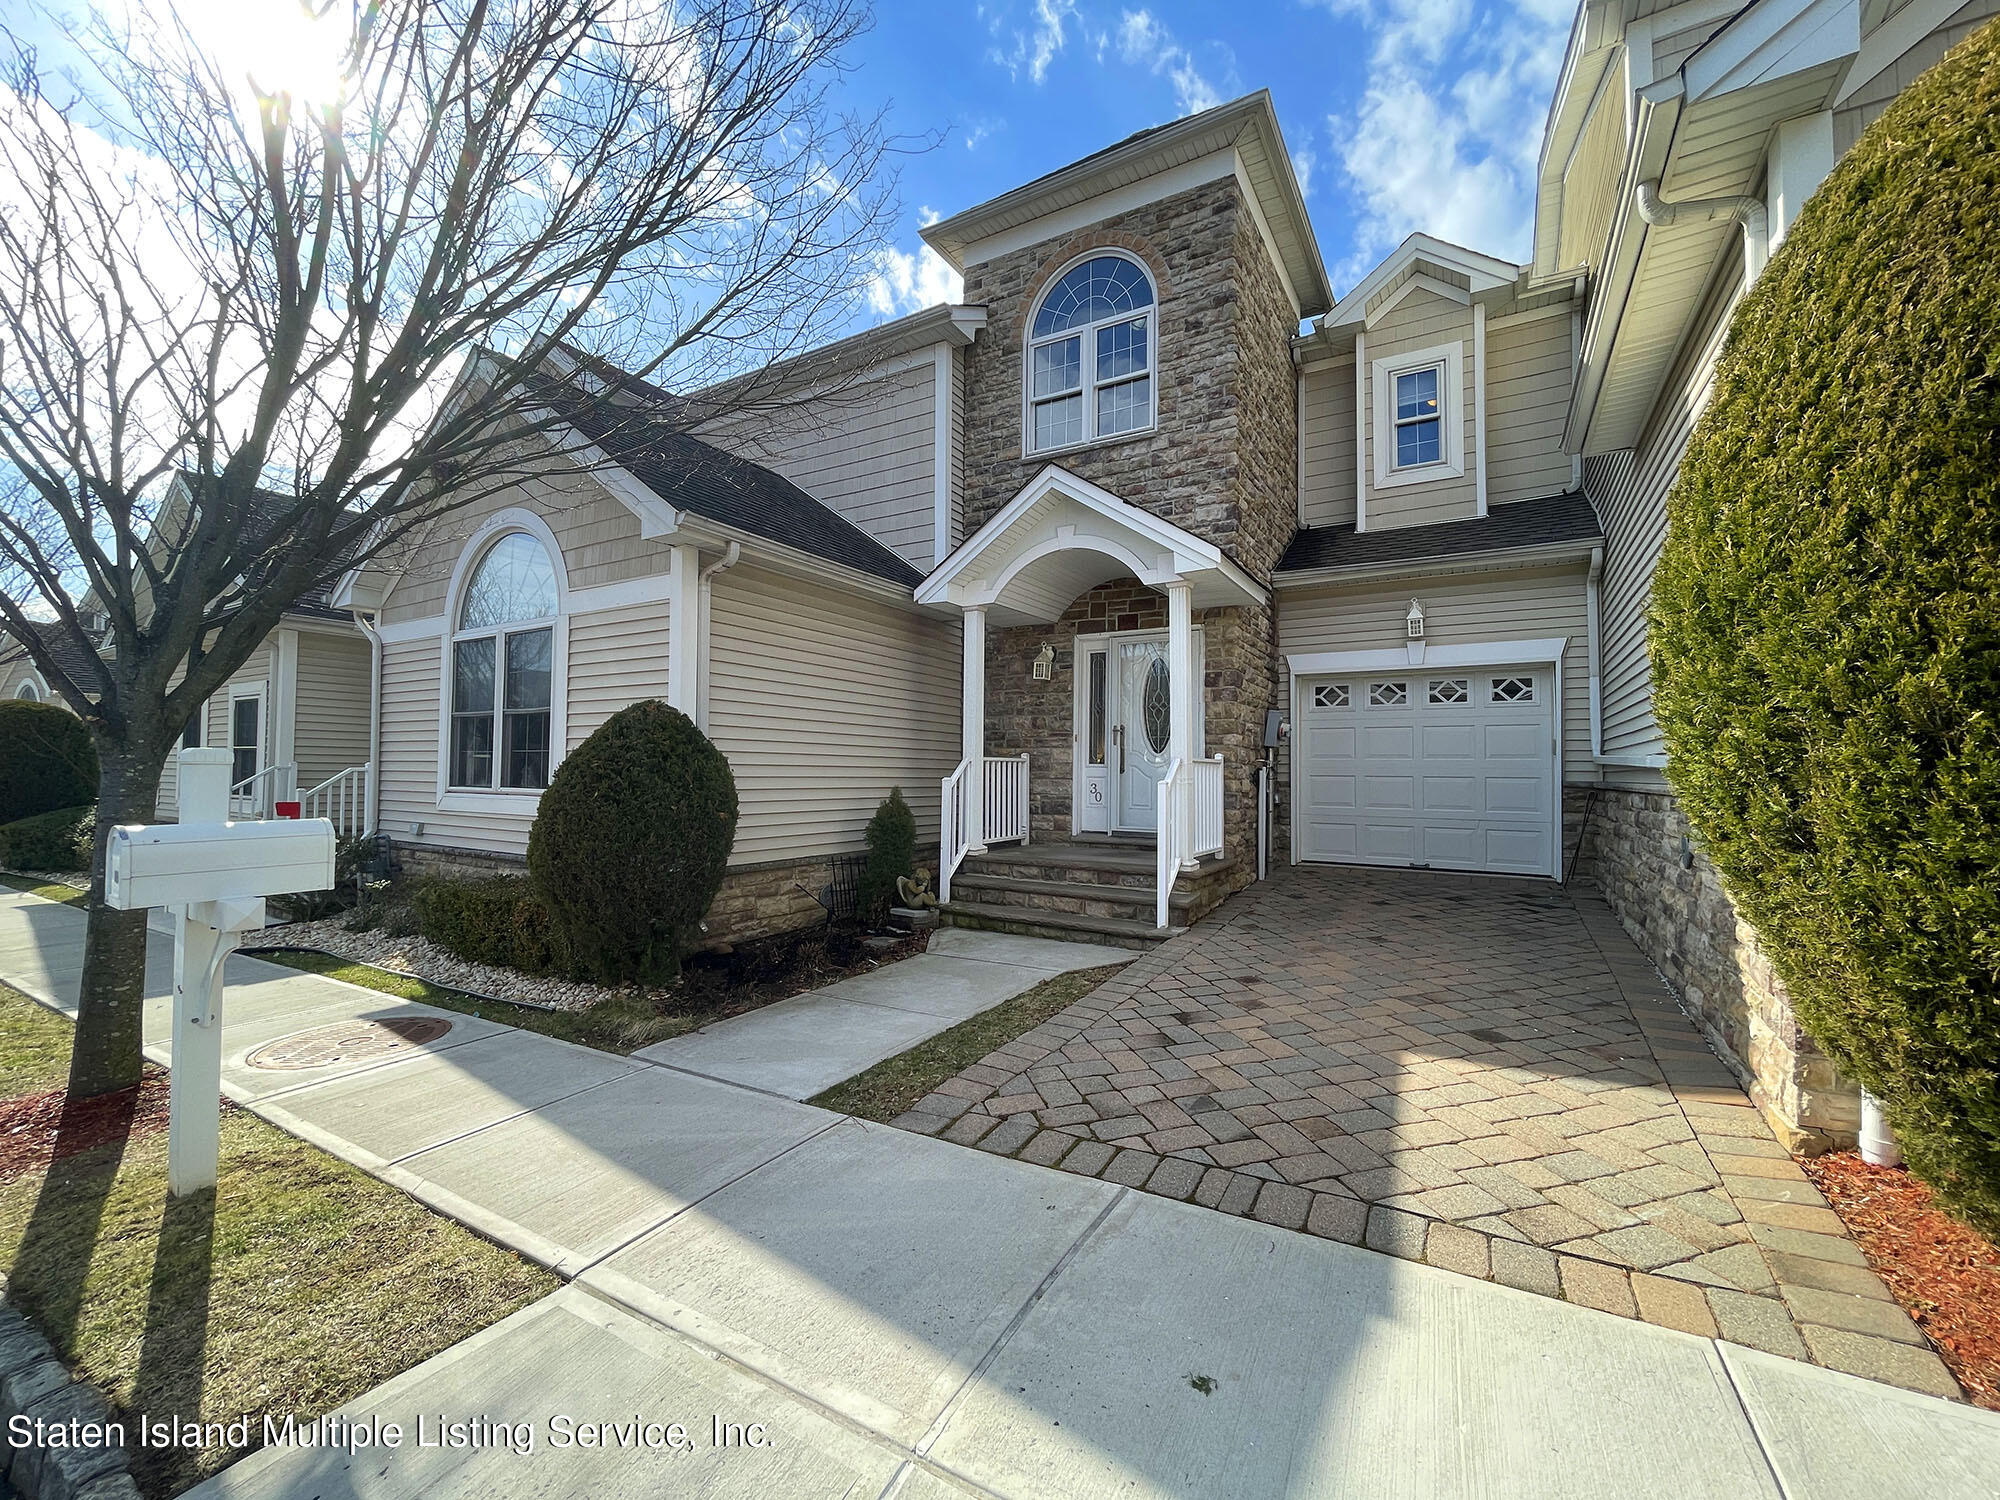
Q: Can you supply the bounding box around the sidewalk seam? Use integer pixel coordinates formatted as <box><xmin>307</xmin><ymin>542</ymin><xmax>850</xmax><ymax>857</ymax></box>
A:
<box><xmin>1716</xmin><ymin>1344</ymin><xmax>1797</xmax><ymax>1500</ymax></box>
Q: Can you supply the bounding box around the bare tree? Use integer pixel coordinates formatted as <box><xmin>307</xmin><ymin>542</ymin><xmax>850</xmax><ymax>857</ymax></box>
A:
<box><xmin>0</xmin><ymin>0</ymin><xmax>903</xmax><ymax>1099</ymax></box>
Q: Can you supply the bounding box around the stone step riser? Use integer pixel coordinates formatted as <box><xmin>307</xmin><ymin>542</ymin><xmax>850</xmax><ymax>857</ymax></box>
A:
<box><xmin>948</xmin><ymin>880</ymin><xmax>1183</xmax><ymax>921</ymax></box>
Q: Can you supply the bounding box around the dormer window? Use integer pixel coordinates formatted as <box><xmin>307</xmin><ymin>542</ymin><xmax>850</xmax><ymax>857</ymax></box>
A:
<box><xmin>1393</xmin><ymin>364</ymin><xmax>1444</xmax><ymax>468</ymax></box>
<box><xmin>1027</xmin><ymin>254</ymin><xmax>1156</xmax><ymax>453</ymax></box>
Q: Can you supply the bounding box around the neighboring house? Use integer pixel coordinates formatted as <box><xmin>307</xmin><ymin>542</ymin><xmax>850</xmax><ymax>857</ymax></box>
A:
<box><xmin>326</xmin><ymin>0</ymin><xmax>1981</xmax><ymax>1151</ymax></box>
<box><xmin>0</xmin><ymin>618</ymin><xmax>106</xmax><ymax>707</ymax></box>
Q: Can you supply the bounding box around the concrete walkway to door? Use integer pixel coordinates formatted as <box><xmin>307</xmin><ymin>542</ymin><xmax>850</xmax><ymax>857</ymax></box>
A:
<box><xmin>2</xmin><ymin>887</ymin><xmax>1996</xmax><ymax>1499</ymax></box>
<box><xmin>892</xmin><ymin>865</ymin><xmax>1957</xmax><ymax>1398</ymax></box>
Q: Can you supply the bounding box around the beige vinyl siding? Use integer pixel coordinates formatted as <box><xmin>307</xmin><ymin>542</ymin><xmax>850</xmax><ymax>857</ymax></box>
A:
<box><xmin>1298</xmin><ymin>358</ymin><xmax>1357</xmax><ymax>528</ymax></box>
<box><xmin>706</xmin><ymin>566</ymin><xmax>959</xmax><ymax>864</ymax></box>
<box><xmin>160</xmin><ymin>644</ymin><xmax>274</xmax><ymax>818</ymax></box>
<box><xmin>566</xmin><ymin>603</ymin><xmax>672</xmax><ymax>749</ymax></box>
<box><xmin>699</xmin><ymin>361</ymin><xmax>940</xmax><ymax>572</ymax></box>
<box><xmin>1584</xmin><ymin>250</ymin><xmax>1744</xmax><ymax>761</ymax></box>
<box><xmin>381</xmin><ymin>463</ymin><xmax>672</xmax><ymax>628</ymax></box>
<box><xmin>0</xmin><ymin>656</ymin><xmax>48</xmax><ymax>705</ymax></box>
<box><xmin>1277</xmin><ymin>565</ymin><xmax>1595</xmax><ymax>782</ymax></box>
<box><xmin>1363</xmin><ymin>288</ymin><xmax>1478</xmax><ymax>531</ymax></box>
<box><xmin>1559</xmin><ymin>82</ymin><xmax>1629</xmax><ymax>272</ymax></box>
<box><xmin>294</xmin><ymin>627</ymin><xmax>372</xmax><ymax>789</ymax></box>
<box><xmin>374</xmin><ymin>636</ymin><xmax>517</xmax><ymax>852</ymax></box>
<box><xmin>1835</xmin><ymin>0</ymin><xmax>2000</xmax><ymax>153</ymax></box>
<box><xmin>1485</xmin><ymin>311</ymin><xmax>1577</xmax><ymax>505</ymax></box>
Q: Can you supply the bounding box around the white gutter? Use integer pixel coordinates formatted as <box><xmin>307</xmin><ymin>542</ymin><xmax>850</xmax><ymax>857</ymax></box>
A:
<box><xmin>351</xmin><ymin>607</ymin><xmax>383</xmax><ymax>834</ymax></box>
<box><xmin>1586</xmin><ymin>545</ymin><xmax>1603</xmax><ymax>758</ymax></box>
<box><xmin>1635</xmin><ymin>178</ymin><xmax>1768</xmax><ymax>285</ymax></box>
<box><xmin>694</xmin><ymin>542</ymin><xmax>741</xmax><ymax>733</ymax></box>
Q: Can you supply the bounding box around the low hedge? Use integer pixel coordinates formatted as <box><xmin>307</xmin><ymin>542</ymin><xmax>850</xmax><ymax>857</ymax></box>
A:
<box><xmin>412</xmin><ymin>877</ymin><xmax>569</xmax><ymax>976</ymax></box>
<box><xmin>1650</xmin><ymin>20</ymin><xmax>2000</xmax><ymax>1230</ymax></box>
<box><xmin>0</xmin><ymin>805</ymin><xmax>94</xmax><ymax>872</ymax></box>
<box><xmin>0</xmin><ymin>700</ymin><xmax>96</xmax><ymax>825</ymax></box>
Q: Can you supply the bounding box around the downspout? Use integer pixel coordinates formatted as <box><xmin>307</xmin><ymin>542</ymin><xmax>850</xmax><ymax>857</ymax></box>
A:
<box><xmin>1586</xmin><ymin>545</ymin><xmax>1603</xmax><ymax>761</ymax></box>
<box><xmin>1635</xmin><ymin>179</ymin><xmax>1768</xmax><ymax>285</ymax></box>
<box><xmin>351</xmin><ymin>608</ymin><xmax>383</xmax><ymax>835</ymax></box>
<box><xmin>694</xmin><ymin>542</ymin><xmax>741</xmax><ymax>733</ymax></box>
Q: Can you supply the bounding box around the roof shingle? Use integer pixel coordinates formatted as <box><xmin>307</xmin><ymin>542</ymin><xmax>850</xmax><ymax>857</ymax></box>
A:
<box><xmin>1276</xmin><ymin>490</ymin><xmax>1603</xmax><ymax>575</ymax></box>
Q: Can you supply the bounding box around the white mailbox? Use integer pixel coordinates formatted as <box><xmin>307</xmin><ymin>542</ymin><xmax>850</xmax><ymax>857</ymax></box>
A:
<box><xmin>105</xmin><ymin>818</ymin><xmax>337</xmax><ymax>911</ymax></box>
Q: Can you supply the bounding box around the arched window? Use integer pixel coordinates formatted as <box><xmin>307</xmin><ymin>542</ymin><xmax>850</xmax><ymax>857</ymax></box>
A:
<box><xmin>449</xmin><ymin>531</ymin><xmax>558</xmax><ymax>790</ymax></box>
<box><xmin>1027</xmin><ymin>254</ymin><xmax>1157</xmax><ymax>453</ymax></box>
<box><xmin>14</xmin><ymin>680</ymin><xmax>40</xmax><ymax>701</ymax></box>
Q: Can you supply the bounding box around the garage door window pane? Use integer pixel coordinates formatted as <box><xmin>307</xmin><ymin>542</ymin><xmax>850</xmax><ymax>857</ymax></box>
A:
<box><xmin>1369</xmin><ymin>681</ymin><xmax>1408</xmax><ymax>707</ymax></box>
<box><xmin>1491</xmin><ymin>676</ymin><xmax>1535</xmax><ymax>703</ymax></box>
<box><xmin>1428</xmin><ymin>679</ymin><xmax>1468</xmax><ymax>705</ymax></box>
<box><xmin>1312</xmin><ymin>683</ymin><xmax>1349</xmax><ymax>709</ymax></box>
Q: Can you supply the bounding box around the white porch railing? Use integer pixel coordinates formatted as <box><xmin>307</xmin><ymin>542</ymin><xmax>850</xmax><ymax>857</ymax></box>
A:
<box><xmin>940</xmin><ymin>753</ymin><xmax>1031</xmax><ymax>905</ymax></box>
<box><xmin>302</xmin><ymin>763</ymin><xmax>372</xmax><ymax>841</ymax></box>
<box><xmin>1156</xmin><ymin>758</ymin><xmax>1185</xmax><ymax>929</ymax></box>
<box><xmin>228</xmin><ymin>763</ymin><xmax>293</xmax><ymax>821</ymax></box>
<box><xmin>982</xmin><ymin>752</ymin><xmax>1031</xmax><ymax>847</ymax></box>
<box><xmin>941</xmin><ymin>759</ymin><xmax>971</xmax><ymax>905</ymax></box>
<box><xmin>1192</xmin><ymin>755</ymin><xmax>1224</xmax><ymax>858</ymax></box>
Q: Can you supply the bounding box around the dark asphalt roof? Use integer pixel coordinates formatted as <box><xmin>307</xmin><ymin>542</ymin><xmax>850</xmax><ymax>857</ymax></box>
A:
<box><xmin>525</xmin><ymin>368</ymin><xmax>923</xmax><ymax>588</ymax></box>
<box><xmin>1276</xmin><ymin>489</ymin><xmax>1603</xmax><ymax>574</ymax></box>
<box><xmin>0</xmin><ymin>618</ymin><xmax>104</xmax><ymax>684</ymax></box>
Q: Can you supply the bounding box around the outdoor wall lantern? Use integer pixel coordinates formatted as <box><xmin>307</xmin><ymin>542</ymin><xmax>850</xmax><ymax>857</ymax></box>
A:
<box><xmin>1406</xmin><ymin>599</ymin><xmax>1426</xmax><ymax>639</ymax></box>
<box><xmin>1032</xmin><ymin>643</ymin><xmax>1055</xmax><ymax>681</ymax></box>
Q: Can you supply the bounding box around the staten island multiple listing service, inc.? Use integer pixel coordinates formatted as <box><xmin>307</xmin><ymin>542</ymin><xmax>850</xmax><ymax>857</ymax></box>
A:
<box><xmin>9</xmin><ymin>1411</ymin><xmax>781</xmax><ymax>1459</ymax></box>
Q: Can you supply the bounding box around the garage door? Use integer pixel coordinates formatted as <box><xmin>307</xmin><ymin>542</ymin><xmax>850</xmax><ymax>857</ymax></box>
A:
<box><xmin>1298</xmin><ymin>666</ymin><xmax>1555</xmax><ymax>877</ymax></box>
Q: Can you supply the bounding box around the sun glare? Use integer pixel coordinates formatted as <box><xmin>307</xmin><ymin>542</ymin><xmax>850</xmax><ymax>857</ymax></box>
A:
<box><xmin>183</xmin><ymin>0</ymin><xmax>354</xmax><ymax>110</ymax></box>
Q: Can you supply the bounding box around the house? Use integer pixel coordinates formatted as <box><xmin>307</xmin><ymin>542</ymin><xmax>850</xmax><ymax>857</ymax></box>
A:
<box><xmin>325</xmin><ymin>0</ymin><xmax>1986</xmax><ymax>1151</ymax></box>
<box><xmin>1</xmin><ymin>618</ymin><xmax>106</xmax><ymax>706</ymax></box>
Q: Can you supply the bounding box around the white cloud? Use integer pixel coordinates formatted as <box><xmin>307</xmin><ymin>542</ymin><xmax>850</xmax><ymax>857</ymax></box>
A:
<box><xmin>1291</xmin><ymin>143</ymin><xmax>1318</xmax><ymax>199</ymax></box>
<box><xmin>990</xmin><ymin>0</ymin><xmax>1083</xmax><ymax>84</ymax></box>
<box><xmin>865</xmin><ymin>209</ymin><xmax>964</xmax><ymax>318</ymax></box>
<box><xmin>1318</xmin><ymin>0</ymin><xmax>1570</xmax><ymax>287</ymax></box>
<box><xmin>1115</xmin><ymin>9</ymin><xmax>1224</xmax><ymax>116</ymax></box>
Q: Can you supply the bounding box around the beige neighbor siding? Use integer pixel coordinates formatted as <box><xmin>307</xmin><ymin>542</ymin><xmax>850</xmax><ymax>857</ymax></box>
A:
<box><xmin>160</xmin><ymin>643</ymin><xmax>274</xmax><ymax>818</ymax></box>
<box><xmin>1835</xmin><ymin>0</ymin><xmax>2000</xmax><ymax>153</ymax></box>
<box><xmin>1363</xmin><ymin>287</ymin><xmax>1479</xmax><ymax>531</ymax></box>
<box><xmin>1583</xmin><ymin>250</ymin><xmax>1743</xmax><ymax>762</ymax></box>
<box><xmin>1276</xmin><ymin>565</ymin><xmax>1596</xmax><ymax>785</ymax></box>
<box><xmin>1485</xmin><ymin>310</ymin><xmax>1577</xmax><ymax>505</ymax></box>
<box><xmin>1298</xmin><ymin>357</ymin><xmax>1357</xmax><ymax>528</ymax></box>
<box><xmin>0</xmin><ymin>654</ymin><xmax>49</xmax><ymax>705</ymax></box>
<box><xmin>567</xmin><ymin>603</ymin><xmax>672</xmax><ymax>749</ymax></box>
<box><xmin>706</xmin><ymin>565</ymin><xmax>959</xmax><ymax>865</ymax></box>
<box><xmin>698</xmin><ymin>360</ymin><xmax>941</xmax><ymax>572</ymax></box>
<box><xmin>294</xmin><ymin>627</ymin><xmax>371</xmax><ymax>789</ymax></box>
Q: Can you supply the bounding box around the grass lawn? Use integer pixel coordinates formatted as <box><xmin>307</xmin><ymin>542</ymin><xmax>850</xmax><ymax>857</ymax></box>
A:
<box><xmin>251</xmin><ymin>947</ymin><xmax>700</xmax><ymax>1054</ymax></box>
<box><xmin>0</xmin><ymin>981</ymin><xmax>558</xmax><ymax>1497</ymax></box>
<box><xmin>0</xmin><ymin>870</ymin><xmax>89</xmax><ymax>907</ymax></box>
<box><xmin>809</xmin><ymin>963</ymin><xmax>1126</xmax><ymax>1122</ymax></box>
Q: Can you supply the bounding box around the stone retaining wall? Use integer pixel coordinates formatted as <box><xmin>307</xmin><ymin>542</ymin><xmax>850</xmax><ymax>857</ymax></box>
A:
<box><xmin>1577</xmin><ymin>785</ymin><xmax>1859</xmax><ymax>1153</ymax></box>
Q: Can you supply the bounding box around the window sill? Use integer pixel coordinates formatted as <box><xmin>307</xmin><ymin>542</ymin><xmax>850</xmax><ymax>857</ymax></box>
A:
<box><xmin>1375</xmin><ymin>460</ymin><xmax>1467</xmax><ymax>491</ymax></box>
<box><xmin>1022</xmin><ymin>427</ymin><xmax>1159</xmax><ymax>464</ymax></box>
<box><xmin>437</xmin><ymin>789</ymin><xmax>545</xmax><ymax>816</ymax></box>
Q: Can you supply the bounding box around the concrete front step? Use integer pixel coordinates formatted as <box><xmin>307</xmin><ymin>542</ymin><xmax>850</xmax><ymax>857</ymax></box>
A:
<box><xmin>938</xmin><ymin>899</ymin><xmax>1175</xmax><ymax>949</ymax></box>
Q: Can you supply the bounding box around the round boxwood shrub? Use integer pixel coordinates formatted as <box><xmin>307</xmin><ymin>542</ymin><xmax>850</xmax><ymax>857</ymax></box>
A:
<box><xmin>1650</xmin><ymin>20</ymin><xmax>2000</xmax><ymax>1231</ymax></box>
<box><xmin>526</xmin><ymin>700</ymin><xmax>738</xmax><ymax>984</ymax></box>
<box><xmin>0</xmin><ymin>699</ymin><xmax>97</xmax><ymax>825</ymax></box>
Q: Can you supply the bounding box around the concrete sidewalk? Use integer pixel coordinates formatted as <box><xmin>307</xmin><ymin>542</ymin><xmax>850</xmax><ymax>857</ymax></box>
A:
<box><xmin>2</xmin><ymin>890</ymin><xmax>1996</xmax><ymax>1499</ymax></box>
<box><xmin>633</xmin><ymin>926</ymin><xmax>1132</xmax><ymax>1098</ymax></box>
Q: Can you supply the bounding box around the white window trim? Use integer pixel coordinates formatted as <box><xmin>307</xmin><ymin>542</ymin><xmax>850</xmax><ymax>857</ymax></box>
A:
<box><xmin>435</xmin><ymin>508</ymin><xmax>569</xmax><ymax>814</ymax></box>
<box><xmin>226</xmin><ymin>680</ymin><xmax>268</xmax><ymax>787</ymax></box>
<box><xmin>1372</xmin><ymin>340</ymin><xmax>1466</xmax><ymax>491</ymax></box>
<box><xmin>13</xmin><ymin>677</ymin><xmax>41</xmax><ymax>701</ymax></box>
<box><xmin>1021</xmin><ymin>250</ymin><xmax>1159</xmax><ymax>460</ymax></box>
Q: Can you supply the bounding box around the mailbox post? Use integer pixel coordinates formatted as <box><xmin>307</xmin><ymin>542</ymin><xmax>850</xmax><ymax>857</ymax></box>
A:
<box><xmin>103</xmin><ymin>748</ymin><xmax>335</xmax><ymax>1196</ymax></box>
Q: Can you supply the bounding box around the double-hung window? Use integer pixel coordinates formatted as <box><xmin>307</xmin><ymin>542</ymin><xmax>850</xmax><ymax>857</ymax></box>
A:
<box><xmin>450</xmin><ymin>532</ymin><xmax>557</xmax><ymax>791</ymax></box>
<box><xmin>1027</xmin><ymin>255</ymin><xmax>1156</xmax><ymax>453</ymax></box>
<box><xmin>1392</xmin><ymin>363</ymin><xmax>1444</xmax><ymax>469</ymax></box>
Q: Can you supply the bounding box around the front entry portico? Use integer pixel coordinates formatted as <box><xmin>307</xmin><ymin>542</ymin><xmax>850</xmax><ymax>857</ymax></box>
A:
<box><xmin>916</xmin><ymin>465</ymin><xmax>1264</xmax><ymax>927</ymax></box>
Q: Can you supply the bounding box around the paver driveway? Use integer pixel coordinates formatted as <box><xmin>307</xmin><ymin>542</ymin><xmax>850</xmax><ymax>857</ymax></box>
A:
<box><xmin>895</xmin><ymin>865</ymin><xmax>1956</xmax><ymax>1397</ymax></box>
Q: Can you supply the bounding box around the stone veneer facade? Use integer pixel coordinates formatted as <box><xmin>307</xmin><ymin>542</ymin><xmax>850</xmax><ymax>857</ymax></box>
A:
<box><xmin>958</xmin><ymin>174</ymin><xmax>1296</xmax><ymax>881</ymax></box>
<box><xmin>1576</xmin><ymin>787</ymin><xmax>1859</xmax><ymax>1153</ymax></box>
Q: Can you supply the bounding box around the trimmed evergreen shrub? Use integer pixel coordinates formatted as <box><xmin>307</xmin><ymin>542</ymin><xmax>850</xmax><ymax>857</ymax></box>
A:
<box><xmin>0</xmin><ymin>700</ymin><xmax>97</xmax><ymax>825</ymax></box>
<box><xmin>526</xmin><ymin>700</ymin><xmax>738</xmax><ymax>984</ymax></box>
<box><xmin>1650</xmin><ymin>19</ymin><xmax>2000</xmax><ymax>1232</ymax></box>
<box><xmin>0</xmin><ymin>805</ymin><xmax>95</xmax><ymax>872</ymax></box>
<box><xmin>412</xmin><ymin>876</ymin><xmax>567</xmax><ymax>974</ymax></box>
<box><xmin>858</xmin><ymin>787</ymin><xmax>917</xmax><ymax>922</ymax></box>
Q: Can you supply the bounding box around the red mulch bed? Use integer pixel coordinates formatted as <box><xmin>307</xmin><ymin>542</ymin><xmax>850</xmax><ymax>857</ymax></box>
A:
<box><xmin>1804</xmin><ymin>1151</ymin><xmax>2000</xmax><ymax>1410</ymax></box>
<box><xmin>0</xmin><ymin>1069</ymin><xmax>177</xmax><ymax>1185</ymax></box>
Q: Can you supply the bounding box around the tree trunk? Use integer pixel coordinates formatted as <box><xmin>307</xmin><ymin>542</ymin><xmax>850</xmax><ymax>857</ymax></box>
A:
<box><xmin>67</xmin><ymin>745</ymin><xmax>165</xmax><ymax>1099</ymax></box>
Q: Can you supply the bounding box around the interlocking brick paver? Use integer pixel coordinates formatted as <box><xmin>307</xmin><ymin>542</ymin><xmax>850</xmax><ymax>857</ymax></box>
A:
<box><xmin>897</xmin><ymin>866</ymin><xmax>1918</xmax><ymax>1392</ymax></box>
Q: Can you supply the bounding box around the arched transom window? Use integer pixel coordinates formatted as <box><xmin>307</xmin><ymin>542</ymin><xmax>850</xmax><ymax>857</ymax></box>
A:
<box><xmin>14</xmin><ymin>680</ymin><xmax>40</xmax><ymax>701</ymax></box>
<box><xmin>450</xmin><ymin>531</ymin><xmax>557</xmax><ymax>790</ymax></box>
<box><xmin>1027</xmin><ymin>255</ymin><xmax>1156</xmax><ymax>452</ymax></box>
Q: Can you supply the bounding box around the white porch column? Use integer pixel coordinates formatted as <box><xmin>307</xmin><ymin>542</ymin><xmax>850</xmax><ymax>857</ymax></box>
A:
<box><xmin>1166</xmin><ymin>580</ymin><xmax>1196</xmax><ymax>872</ymax></box>
<box><xmin>962</xmin><ymin>605</ymin><xmax>987</xmax><ymax>854</ymax></box>
<box><xmin>667</xmin><ymin>544</ymin><xmax>698</xmax><ymax>718</ymax></box>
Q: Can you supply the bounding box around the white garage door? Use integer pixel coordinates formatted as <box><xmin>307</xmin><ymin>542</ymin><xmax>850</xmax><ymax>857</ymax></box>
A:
<box><xmin>1298</xmin><ymin>666</ymin><xmax>1556</xmax><ymax>877</ymax></box>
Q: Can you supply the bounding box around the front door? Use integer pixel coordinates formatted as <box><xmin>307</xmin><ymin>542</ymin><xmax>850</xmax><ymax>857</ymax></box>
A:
<box><xmin>1113</xmin><ymin>639</ymin><xmax>1173</xmax><ymax>831</ymax></box>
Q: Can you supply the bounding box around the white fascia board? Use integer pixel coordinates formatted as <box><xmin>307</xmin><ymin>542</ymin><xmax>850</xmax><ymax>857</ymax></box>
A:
<box><xmin>953</xmin><ymin>149</ymin><xmax>1240</xmax><ymax>268</ymax></box>
<box><xmin>1834</xmin><ymin>0</ymin><xmax>1961</xmax><ymax>106</ymax></box>
<box><xmin>1286</xmin><ymin>637</ymin><xmax>1569</xmax><ymax>678</ymax></box>
<box><xmin>1685</xmin><ymin>0</ymin><xmax>1859</xmax><ymax>103</ymax></box>
<box><xmin>1361</xmin><ymin>274</ymin><xmax>1473</xmax><ymax>331</ymax></box>
<box><xmin>1322</xmin><ymin>235</ymin><xmax>1523</xmax><ymax>332</ymax></box>
<box><xmin>1271</xmin><ymin>538</ymin><xmax>1601</xmax><ymax>590</ymax></box>
<box><xmin>534</xmin><ymin>408</ymin><xmax>683</xmax><ymax>539</ymax></box>
<box><xmin>671</xmin><ymin>514</ymin><xmax>928</xmax><ymax>614</ymax></box>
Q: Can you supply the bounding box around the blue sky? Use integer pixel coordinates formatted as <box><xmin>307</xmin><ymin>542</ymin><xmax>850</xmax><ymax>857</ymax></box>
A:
<box><xmin>845</xmin><ymin>0</ymin><xmax>1579</xmax><ymax>325</ymax></box>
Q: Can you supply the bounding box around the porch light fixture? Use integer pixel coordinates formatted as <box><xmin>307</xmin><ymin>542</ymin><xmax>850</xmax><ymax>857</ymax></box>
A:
<box><xmin>1032</xmin><ymin>644</ymin><xmax>1055</xmax><ymax>681</ymax></box>
<box><xmin>1406</xmin><ymin>600</ymin><xmax>1426</xmax><ymax>639</ymax></box>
